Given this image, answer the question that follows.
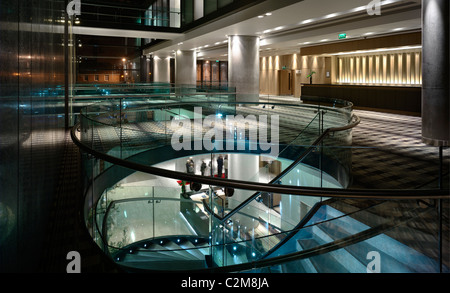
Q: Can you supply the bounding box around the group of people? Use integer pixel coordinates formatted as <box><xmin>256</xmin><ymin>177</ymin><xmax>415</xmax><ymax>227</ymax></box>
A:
<box><xmin>215</xmin><ymin>155</ymin><xmax>228</xmax><ymax>178</ymax></box>
<box><xmin>188</xmin><ymin>155</ymin><xmax>229</xmax><ymax>178</ymax></box>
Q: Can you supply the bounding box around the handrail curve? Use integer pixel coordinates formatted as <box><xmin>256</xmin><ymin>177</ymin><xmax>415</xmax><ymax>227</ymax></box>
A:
<box><xmin>70</xmin><ymin>115</ymin><xmax>449</xmax><ymax>200</ymax></box>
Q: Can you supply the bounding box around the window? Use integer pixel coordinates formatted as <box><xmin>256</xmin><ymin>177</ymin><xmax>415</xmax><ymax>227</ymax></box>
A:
<box><xmin>84</xmin><ymin>75</ymin><xmax>88</xmax><ymax>81</ymax></box>
<box><xmin>94</xmin><ymin>75</ymin><xmax>99</xmax><ymax>81</ymax></box>
<box><xmin>104</xmin><ymin>75</ymin><xmax>109</xmax><ymax>81</ymax></box>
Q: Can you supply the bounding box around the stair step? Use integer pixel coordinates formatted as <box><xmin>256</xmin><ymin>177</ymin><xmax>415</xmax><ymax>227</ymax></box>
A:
<box><xmin>297</xmin><ymin>224</ymin><xmax>367</xmax><ymax>273</ymax></box>
<box><xmin>316</xmin><ymin>218</ymin><xmax>414</xmax><ymax>272</ymax></box>
<box><xmin>122</xmin><ymin>251</ymin><xmax>187</xmax><ymax>262</ymax></box>
<box><xmin>322</xmin><ymin>206</ymin><xmax>439</xmax><ymax>272</ymax></box>
<box><xmin>297</xmin><ymin>237</ymin><xmax>350</xmax><ymax>273</ymax></box>
<box><xmin>163</xmin><ymin>241</ymin><xmax>200</xmax><ymax>260</ymax></box>
<box><xmin>272</xmin><ymin>204</ymin><xmax>440</xmax><ymax>273</ymax></box>
<box><xmin>282</xmin><ymin>257</ymin><xmax>317</xmax><ymax>273</ymax></box>
<box><xmin>143</xmin><ymin>243</ymin><xmax>191</xmax><ymax>259</ymax></box>
<box><xmin>178</xmin><ymin>241</ymin><xmax>207</xmax><ymax>259</ymax></box>
<box><xmin>121</xmin><ymin>259</ymin><xmax>207</xmax><ymax>271</ymax></box>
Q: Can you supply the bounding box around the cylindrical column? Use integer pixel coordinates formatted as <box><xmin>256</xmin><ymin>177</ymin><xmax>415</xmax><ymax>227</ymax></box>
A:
<box><xmin>227</xmin><ymin>153</ymin><xmax>259</xmax><ymax>231</ymax></box>
<box><xmin>422</xmin><ymin>0</ymin><xmax>449</xmax><ymax>146</ymax></box>
<box><xmin>153</xmin><ymin>56</ymin><xmax>171</xmax><ymax>83</ymax></box>
<box><xmin>175</xmin><ymin>50</ymin><xmax>196</xmax><ymax>86</ymax></box>
<box><xmin>228</xmin><ymin>35</ymin><xmax>260</xmax><ymax>103</ymax></box>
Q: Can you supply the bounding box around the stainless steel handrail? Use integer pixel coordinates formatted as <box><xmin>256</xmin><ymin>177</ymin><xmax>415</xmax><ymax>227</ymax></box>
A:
<box><xmin>71</xmin><ymin>105</ymin><xmax>449</xmax><ymax>200</ymax></box>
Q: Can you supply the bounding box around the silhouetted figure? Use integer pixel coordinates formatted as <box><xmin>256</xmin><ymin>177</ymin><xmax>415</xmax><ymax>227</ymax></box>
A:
<box><xmin>200</xmin><ymin>160</ymin><xmax>207</xmax><ymax>176</ymax></box>
<box><xmin>217</xmin><ymin>155</ymin><xmax>223</xmax><ymax>178</ymax></box>
<box><xmin>224</xmin><ymin>155</ymin><xmax>228</xmax><ymax>178</ymax></box>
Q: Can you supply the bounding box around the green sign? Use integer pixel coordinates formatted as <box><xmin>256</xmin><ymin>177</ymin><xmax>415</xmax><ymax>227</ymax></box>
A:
<box><xmin>339</xmin><ymin>33</ymin><xmax>347</xmax><ymax>39</ymax></box>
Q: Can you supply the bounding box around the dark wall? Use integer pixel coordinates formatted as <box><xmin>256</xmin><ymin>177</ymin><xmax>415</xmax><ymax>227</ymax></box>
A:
<box><xmin>301</xmin><ymin>84</ymin><xmax>421</xmax><ymax>115</ymax></box>
<box><xmin>0</xmin><ymin>0</ymin><xmax>66</xmax><ymax>272</ymax></box>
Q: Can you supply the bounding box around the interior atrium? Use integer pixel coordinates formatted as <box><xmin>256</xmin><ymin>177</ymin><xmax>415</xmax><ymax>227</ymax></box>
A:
<box><xmin>0</xmin><ymin>0</ymin><xmax>448</xmax><ymax>283</ymax></box>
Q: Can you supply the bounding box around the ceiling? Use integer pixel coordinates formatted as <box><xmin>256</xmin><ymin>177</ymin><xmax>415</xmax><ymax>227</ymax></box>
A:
<box><xmin>143</xmin><ymin>0</ymin><xmax>422</xmax><ymax>60</ymax></box>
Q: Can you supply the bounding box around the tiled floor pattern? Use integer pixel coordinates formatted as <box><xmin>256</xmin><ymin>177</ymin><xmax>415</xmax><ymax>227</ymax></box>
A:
<box><xmin>261</xmin><ymin>95</ymin><xmax>449</xmax><ymax>190</ymax></box>
<box><xmin>350</xmin><ymin>109</ymin><xmax>449</xmax><ymax>190</ymax></box>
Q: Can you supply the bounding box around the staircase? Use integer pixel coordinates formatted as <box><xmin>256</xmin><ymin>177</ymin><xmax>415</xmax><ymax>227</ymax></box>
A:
<box><xmin>114</xmin><ymin>236</ymin><xmax>210</xmax><ymax>271</ymax></box>
<box><xmin>266</xmin><ymin>203</ymin><xmax>443</xmax><ymax>273</ymax></box>
<box><xmin>111</xmin><ymin>201</ymin><xmax>445</xmax><ymax>273</ymax></box>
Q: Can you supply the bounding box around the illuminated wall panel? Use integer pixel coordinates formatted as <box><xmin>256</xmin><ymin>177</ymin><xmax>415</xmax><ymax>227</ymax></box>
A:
<box><xmin>336</xmin><ymin>50</ymin><xmax>422</xmax><ymax>86</ymax></box>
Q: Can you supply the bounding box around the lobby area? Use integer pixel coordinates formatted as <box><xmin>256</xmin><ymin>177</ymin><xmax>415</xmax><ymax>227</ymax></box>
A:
<box><xmin>0</xmin><ymin>0</ymin><xmax>448</xmax><ymax>279</ymax></box>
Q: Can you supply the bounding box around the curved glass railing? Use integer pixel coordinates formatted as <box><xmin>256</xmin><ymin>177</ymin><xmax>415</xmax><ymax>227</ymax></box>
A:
<box><xmin>70</xmin><ymin>83</ymin><xmax>237</xmax><ymax>125</ymax></box>
<box><xmin>91</xmin><ymin>188</ymin><xmax>446</xmax><ymax>273</ymax></box>
<box><xmin>71</xmin><ymin>93</ymin><xmax>449</xmax><ymax>273</ymax></box>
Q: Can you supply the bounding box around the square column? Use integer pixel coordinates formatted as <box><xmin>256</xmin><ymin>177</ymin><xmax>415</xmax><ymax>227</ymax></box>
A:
<box><xmin>175</xmin><ymin>50</ymin><xmax>196</xmax><ymax>86</ymax></box>
<box><xmin>153</xmin><ymin>56</ymin><xmax>171</xmax><ymax>83</ymax></box>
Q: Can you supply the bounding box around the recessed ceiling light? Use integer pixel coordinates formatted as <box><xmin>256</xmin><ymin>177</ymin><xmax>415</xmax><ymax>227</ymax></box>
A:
<box><xmin>265</xmin><ymin>12</ymin><xmax>272</xmax><ymax>16</ymax></box>
<box><xmin>258</xmin><ymin>15</ymin><xmax>264</xmax><ymax>18</ymax></box>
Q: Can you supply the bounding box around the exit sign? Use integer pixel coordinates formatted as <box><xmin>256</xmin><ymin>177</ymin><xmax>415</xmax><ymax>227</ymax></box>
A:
<box><xmin>339</xmin><ymin>33</ymin><xmax>347</xmax><ymax>39</ymax></box>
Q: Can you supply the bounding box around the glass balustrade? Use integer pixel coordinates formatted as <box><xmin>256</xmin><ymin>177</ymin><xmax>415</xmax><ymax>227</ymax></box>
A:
<box><xmin>71</xmin><ymin>95</ymin><xmax>449</xmax><ymax>273</ymax></box>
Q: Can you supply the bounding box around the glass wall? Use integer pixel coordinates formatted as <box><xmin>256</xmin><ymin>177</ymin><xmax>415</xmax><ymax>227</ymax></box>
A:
<box><xmin>182</xmin><ymin>0</ymin><xmax>258</xmax><ymax>26</ymax></box>
<box><xmin>0</xmin><ymin>0</ymin><xmax>67</xmax><ymax>272</ymax></box>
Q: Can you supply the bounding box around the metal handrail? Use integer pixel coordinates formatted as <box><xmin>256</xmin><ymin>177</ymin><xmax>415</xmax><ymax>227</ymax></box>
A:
<box><xmin>71</xmin><ymin>99</ymin><xmax>449</xmax><ymax>273</ymax></box>
<box><xmin>70</xmin><ymin>112</ymin><xmax>449</xmax><ymax>200</ymax></box>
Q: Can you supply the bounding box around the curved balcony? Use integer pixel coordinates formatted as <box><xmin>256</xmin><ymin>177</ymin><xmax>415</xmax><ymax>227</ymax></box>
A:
<box><xmin>71</xmin><ymin>87</ymin><xmax>449</xmax><ymax>273</ymax></box>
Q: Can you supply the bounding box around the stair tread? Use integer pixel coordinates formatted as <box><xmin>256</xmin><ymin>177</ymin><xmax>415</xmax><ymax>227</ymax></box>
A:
<box><xmin>297</xmin><ymin>238</ymin><xmax>350</xmax><ymax>273</ymax></box>
<box><xmin>121</xmin><ymin>259</ymin><xmax>207</xmax><ymax>271</ymax></box>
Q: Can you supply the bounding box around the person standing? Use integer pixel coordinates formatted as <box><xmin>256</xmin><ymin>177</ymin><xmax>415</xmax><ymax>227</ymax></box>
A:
<box><xmin>201</xmin><ymin>160</ymin><xmax>207</xmax><ymax>176</ymax></box>
<box><xmin>224</xmin><ymin>155</ymin><xmax>228</xmax><ymax>178</ymax></box>
<box><xmin>217</xmin><ymin>155</ymin><xmax>223</xmax><ymax>178</ymax></box>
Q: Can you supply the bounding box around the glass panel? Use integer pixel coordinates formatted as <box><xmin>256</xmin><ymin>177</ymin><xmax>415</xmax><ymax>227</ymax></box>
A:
<box><xmin>218</xmin><ymin>0</ymin><xmax>234</xmax><ymax>9</ymax></box>
<box><xmin>98</xmin><ymin>187</ymin><xmax>208</xmax><ymax>254</ymax></box>
<box><xmin>181</xmin><ymin>0</ymin><xmax>194</xmax><ymax>25</ymax></box>
<box><xmin>241</xmin><ymin>199</ymin><xmax>443</xmax><ymax>273</ymax></box>
<box><xmin>204</xmin><ymin>0</ymin><xmax>218</xmax><ymax>15</ymax></box>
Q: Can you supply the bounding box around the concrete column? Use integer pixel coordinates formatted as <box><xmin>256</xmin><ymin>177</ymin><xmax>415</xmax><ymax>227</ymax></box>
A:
<box><xmin>139</xmin><ymin>56</ymin><xmax>150</xmax><ymax>83</ymax></box>
<box><xmin>175</xmin><ymin>50</ymin><xmax>196</xmax><ymax>86</ymax></box>
<box><xmin>228</xmin><ymin>35</ymin><xmax>260</xmax><ymax>103</ymax></box>
<box><xmin>227</xmin><ymin>154</ymin><xmax>260</xmax><ymax>231</ymax></box>
<box><xmin>153</xmin><ymin>56</ymin><xmax>171</xmax><ymax>83</ymax></box>
<box><xmin>422</xmin><ymin>0</ymin><xmax>449</xmax><ymax>146</ymax></box>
